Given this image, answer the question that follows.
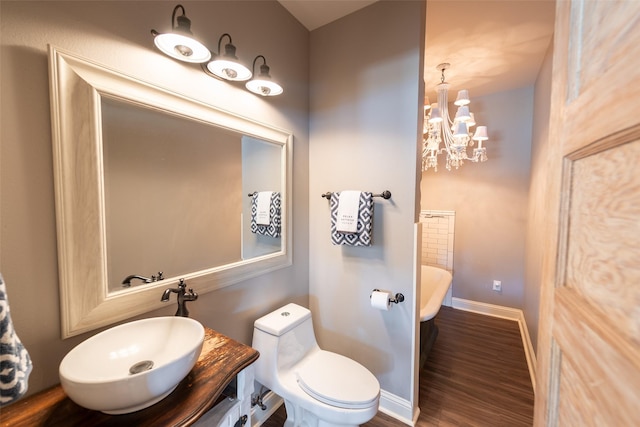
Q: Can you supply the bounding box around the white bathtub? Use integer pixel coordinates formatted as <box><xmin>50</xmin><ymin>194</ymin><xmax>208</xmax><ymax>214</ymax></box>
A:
<box><xmin>419</xmin><ymin>265</ymin><xmax>452</xmax><ymax>322</ymax></box>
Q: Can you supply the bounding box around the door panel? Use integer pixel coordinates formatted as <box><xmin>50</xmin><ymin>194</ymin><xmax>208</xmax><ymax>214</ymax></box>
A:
<box><xmin>565</xmin><ymin>139</ymin><xmax>640</xmax><ymax>342</ymax></box>
<box><xmin>535</xmin><ymin>0</ymin><xmax>640</xmax><ymax>425</ymax></box>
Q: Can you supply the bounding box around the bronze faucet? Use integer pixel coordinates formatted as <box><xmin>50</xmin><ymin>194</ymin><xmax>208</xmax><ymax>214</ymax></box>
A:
<box><xmin>161</xmin><ymin>279</ymin><xmax>198</xmax><ymax>317</ymax></box>
<box><xmin>122</xmin><ymin>272</ymin><xmax>164</xmax><ymax>287</ymax></box>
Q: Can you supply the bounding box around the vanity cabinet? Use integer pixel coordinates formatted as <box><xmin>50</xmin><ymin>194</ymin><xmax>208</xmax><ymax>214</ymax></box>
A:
<box><xmin>0</xmin><ymin>327</ymin><xmax>258</xmax><ymax>427</ymax></box>
<box><xmin>194</xmin><ymin>365</ymin><xmax>255</xmax><ymax>427</ymax></box>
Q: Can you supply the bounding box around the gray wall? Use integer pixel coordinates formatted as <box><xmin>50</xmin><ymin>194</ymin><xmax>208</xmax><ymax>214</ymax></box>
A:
<box><xmin>309</xmin><ymin>0</ymin><xmax>425</xmax><ymax>408</ymax></box>
<box><xmin>524</xmin><ymin>40</ymin><xmax>554</xmax><ymax>353</ymax></box>
<box><xmin>0</xmin><ymin>0</ymin><xmax>310</xmax><ymax>396</ymax></box>
<box><xmin>421</xmin><ymin>86</ymin><xmax>534</xmax><ymax>309</ymax></box>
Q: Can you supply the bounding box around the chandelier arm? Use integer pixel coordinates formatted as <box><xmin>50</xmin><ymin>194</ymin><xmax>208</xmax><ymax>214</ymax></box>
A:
<box><xmin>437</xmin><ymin>84</ymin><xmax>454</xmax><ymax>155</ymax></box>
<box><xmin>422</xmin><ymin>63</ymin><xmax>487</xmax><ymax>172</ymax></box>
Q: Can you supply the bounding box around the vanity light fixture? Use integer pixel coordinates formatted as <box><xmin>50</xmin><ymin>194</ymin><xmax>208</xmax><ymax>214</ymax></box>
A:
<box><xmin>151</xmin><ymin>5</ymin><xmax>284</xmax><ymax>96</ymax></box>
<box><xmin>422</xmin><ymin>63</ymin><xmax>489</xmax><ymax>171</ymax></box>
<box><xmin>206</xmin><ymin>33</ymin><xmax>252</xmax><ymax>81</ymax></box>
<box><xmin>246</xmin><ymin>55</ymin><xmax>284</xmax><ymax>96</ymax></box>
<box><xmin>151</xmin><ymin>4</ymin><xmax>211</xmax><ymax>63</ymax></box>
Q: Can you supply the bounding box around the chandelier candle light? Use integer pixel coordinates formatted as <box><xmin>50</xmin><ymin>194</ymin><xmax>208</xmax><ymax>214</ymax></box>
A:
<box><xmin>423</xmin><ymin>63</ymin><xmax>488</xmax><ymax>171</ymax></box>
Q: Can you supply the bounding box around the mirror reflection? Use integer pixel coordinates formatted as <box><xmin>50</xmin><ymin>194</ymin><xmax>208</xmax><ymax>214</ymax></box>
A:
<box><xmin>101</xmin><ymin>98</ymin><xmax>283</xmax><ymax>293</ymax></box>
<box><xmin>241</xmin><ymin>136</ymin><xmax>283</xmax><ymax>259</ymax></box>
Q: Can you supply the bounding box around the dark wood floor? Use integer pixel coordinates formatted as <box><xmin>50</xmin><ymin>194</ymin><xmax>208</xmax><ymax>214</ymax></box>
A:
<box><xmin>260</xmin><ymin>306</ymin><xmax>534</xmax><ymax>426</ymax></box>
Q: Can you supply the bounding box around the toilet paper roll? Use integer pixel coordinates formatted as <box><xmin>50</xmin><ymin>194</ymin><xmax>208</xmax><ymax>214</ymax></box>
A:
<box><xmin>371</xmin><ymin>290</ymin><xmax>391</xmax><ymax>311</ymax></box>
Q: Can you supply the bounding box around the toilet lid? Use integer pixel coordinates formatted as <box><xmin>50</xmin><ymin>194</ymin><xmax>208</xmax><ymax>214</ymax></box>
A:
<box><xmin>296</xmin><ymin>351</ymin><xmax>379</xmax><ymax>409</ymax></box>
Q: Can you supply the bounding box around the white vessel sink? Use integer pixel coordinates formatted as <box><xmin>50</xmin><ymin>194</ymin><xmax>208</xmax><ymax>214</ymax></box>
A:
<box><xmin>59</xmin><ymin>316</ymin><xmax>204</xmax><ymax>414</ymax></box>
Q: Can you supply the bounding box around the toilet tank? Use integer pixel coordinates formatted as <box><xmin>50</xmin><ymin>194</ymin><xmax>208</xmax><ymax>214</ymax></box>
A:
<box><xmin>253</xmin><ymin>303</ymin><xmax>319</xmax><ymax>375</ymax></box>
<box><xmin>254</xmin><ymin>303</ymin><xmax>312</xmax><ymax>337</ymax></box>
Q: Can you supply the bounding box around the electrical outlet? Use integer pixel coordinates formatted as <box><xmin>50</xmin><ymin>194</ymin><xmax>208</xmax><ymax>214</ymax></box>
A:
<box><xmin>492</xmin><ymin>280</ymin><xmax>502</xmax><ymax>292</ymax></box>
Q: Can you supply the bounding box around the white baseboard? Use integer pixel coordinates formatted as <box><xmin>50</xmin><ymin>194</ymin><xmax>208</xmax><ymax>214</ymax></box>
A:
<box><xmin>452</xmin><ymin>297</ymin><xmax>521</xmax><ymax>320</ymax></box>
<box><xmin>517</xmin><ymin>310</ymin><xmax>537</xmax><ymax>393</ymax></box>
<box><xmin>451</xmin><ymin>298</ymin><xmax>537</xmax><ymax>393</ymax></box>
<box><xmin>378</xmin><ymin>390</ymin><xmax>418</xmax><ymax>426</ymax></box>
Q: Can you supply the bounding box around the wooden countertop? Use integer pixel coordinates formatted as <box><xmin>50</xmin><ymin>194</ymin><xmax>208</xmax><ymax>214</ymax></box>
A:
<box><xmin>0</xmin><ymin>327</ymin><xmax>259</xmax><ymax>427</ymax></box>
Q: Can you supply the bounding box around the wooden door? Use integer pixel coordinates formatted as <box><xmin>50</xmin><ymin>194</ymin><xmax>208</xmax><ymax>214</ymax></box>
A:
<box><xmin>535</xmin><ymin>1</ymin><xmax>640</xmax><ymax>425</ymax></box>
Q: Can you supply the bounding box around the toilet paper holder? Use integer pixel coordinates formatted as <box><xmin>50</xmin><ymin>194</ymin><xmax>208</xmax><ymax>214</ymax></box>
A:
<box><xmin>371</xmin><ymin>289</ymin><xmax>405</xmax><ymax>304</ymax></box>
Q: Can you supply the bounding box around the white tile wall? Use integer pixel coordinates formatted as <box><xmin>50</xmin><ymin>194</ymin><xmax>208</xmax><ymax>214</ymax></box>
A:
<box><xmin>419</xmin><ymin>210</ymin><xmax>455</xmax><ymax>272</ymax></box>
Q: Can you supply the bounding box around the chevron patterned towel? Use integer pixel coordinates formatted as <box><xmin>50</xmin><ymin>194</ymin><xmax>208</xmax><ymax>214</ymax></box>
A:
<box><xmin>251</xmin><ymin>192</ymin><xmax>281</xmax><ymax>238</ymax></box>
<box><xmin>0</xmin><ymin>274</ymin><xmax>33</xmax><ymax>406</ymax></box>
<box><xmin>330</xmin><ymin>191</ymin><xmax>374</xmax><ymax>246</ymax></box>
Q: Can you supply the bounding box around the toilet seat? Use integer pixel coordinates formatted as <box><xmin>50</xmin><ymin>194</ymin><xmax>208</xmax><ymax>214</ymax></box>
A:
<box><xmin>296</xmin><ymin>351</ymin><xmax>379</xmax><ymax>410</ymax></box>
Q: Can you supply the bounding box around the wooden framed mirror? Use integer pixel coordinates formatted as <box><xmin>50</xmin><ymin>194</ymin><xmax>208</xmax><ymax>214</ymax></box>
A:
<box><xmin>48</xmin><ymin>46</ymin><xmax>292</xmax><ymax>338</ymax></box>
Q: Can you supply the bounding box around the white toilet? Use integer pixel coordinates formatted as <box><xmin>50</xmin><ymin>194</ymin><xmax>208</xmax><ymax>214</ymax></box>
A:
<box><xmin>252</xmin><ymin>303</ymin><xmax>380</xmax><ymax>427</ymax></box>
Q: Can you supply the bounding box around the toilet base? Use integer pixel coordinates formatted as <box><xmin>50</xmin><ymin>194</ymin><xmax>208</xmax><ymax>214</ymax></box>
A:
<box><xmin>282</xmin><ymin>400</ymin><xmax>371</xmax><ymax>427</ymax></box>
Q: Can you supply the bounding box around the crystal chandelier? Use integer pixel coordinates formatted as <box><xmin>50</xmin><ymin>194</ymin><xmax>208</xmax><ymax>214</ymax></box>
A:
<box><xmin>422</xmin><ymin>63</ymin><xmax>489</xmax><ymax>171</ymax></box>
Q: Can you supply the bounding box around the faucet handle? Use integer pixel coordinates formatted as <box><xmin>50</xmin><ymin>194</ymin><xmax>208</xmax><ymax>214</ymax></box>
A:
<box><xmin>150</xmin><ymin>272</ymin><xmax>164</xmax><ymax>282</ymax></box>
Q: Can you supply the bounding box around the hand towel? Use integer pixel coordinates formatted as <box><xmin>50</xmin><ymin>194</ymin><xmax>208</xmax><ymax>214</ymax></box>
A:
<box><xmin>251</xmin><ymin>192</ymin><xmax>281</xmax><ymax>238</ymax></box>
<box><xmin>335</xmin><ymin>191</ymin><xmax>361</xmax><ymax>233</ymax></box>
<box><xmin>256</xmin><ymin>191</ymin><xmax>273</xmax><ymax>226</ymax></box>
<box><xmin>330</xmin><ymin>191</ymin><xmax>374</xmax><ymax>246</ymax></box>
<box><xmin>0</xmin><ymin>274</ymin><xmax>33</xmax><ymax>406</ymax></box>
